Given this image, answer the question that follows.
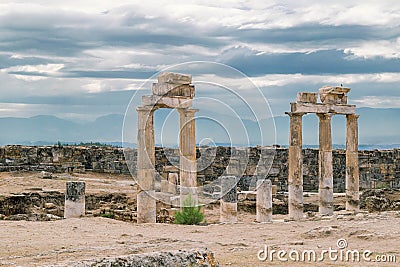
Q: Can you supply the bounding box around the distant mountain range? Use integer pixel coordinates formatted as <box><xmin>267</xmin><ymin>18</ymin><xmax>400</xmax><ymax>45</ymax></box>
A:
<box><xmin>0</xmin><ymin>114</ymin><xmax>124</xmax><ymax>146</ymax></box>
<box><xmin>0</xmin><ymin>107</ymin><xmax>399</xmax><ymax>148</ymax></box>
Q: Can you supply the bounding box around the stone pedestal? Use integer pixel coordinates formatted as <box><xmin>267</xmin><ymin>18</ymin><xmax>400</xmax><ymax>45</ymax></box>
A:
<box><xmin>256</xmin><ymin>179</ymin><xmax>272</xmax><ymax>223</ymax></box>
<box><xmin>346</xmin><ymin>114</ymin><xmax>360</xmax><ymax>212</ymax></box>
<box><xmin>288</xmin><ymin>113</ymin><xmax>304</xmax><ymax>220</ymax></box>
<box><xmin>160</xmin><ymin>180</ymin><xmax>169</xmax><ymax>193</ymax></box>
<box><xmin>317</xmin><ymin>113</ymin><xmax>333</xmax><ymax>215</ymax></box>
<box><xmin>137</xmin><ymin>190</ymin><xmax>156</xmax><ymax>223</ymax></box>
<box><xmin>64</xmin><ymin>181</ymin><xmax>85</xmax><ymax>218</ymax></box>
<box><xmin>178</xmin><ymin>108</ymin><xmax>198</xmax><ymax>208</ymax></box>
<box><xmin>220</xmin><ymin>176</ymin><xmax>237</xmax><ymax>223</ymax></box>
<box><xmin>137</xmin><ymin>106</ymin><xmax>157</xmax><ymax>223</ymax></box>
<box><xmin>168</xmin><ymin>173</ymin><xmax>178</xmax><ymax>194</ymax></box>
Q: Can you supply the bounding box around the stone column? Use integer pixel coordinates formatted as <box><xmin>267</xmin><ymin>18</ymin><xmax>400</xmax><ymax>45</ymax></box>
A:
<box><xmin>64</xmin><ymin>181</ymin><xmax>85</xmax><ymax>218</ymax></box>
<box><xmin>220</xmin><ymin>176</ymin><xmax>237</xmax><ymax>223</ymax></box>
<box><xmin>317</xmin><ymin>113</ymin><xmax>334</xmax><ymax>215</ymax></box>
<box><xmin>137</xmin><ymin>106</ymin><xmax>157</xmax><ymax>223</ymax></box>
<box><xmin>256</xmin><ymin>179</ymin><xmax>272</xmax><ymax>223</ymax></box>
<box><xmin>288</xmin><ymin>113</ymin><xmax>304</xmax><ymax>220</ymax></box>
<box><xmin>178</xmin><ymin>108</ymin><xmax>198</xmax><ymax>207</ymax></box>
<box><xmin>346</xmin><ymin>114</ymin><xmax>360</xmax><ymax>212</ymax></box>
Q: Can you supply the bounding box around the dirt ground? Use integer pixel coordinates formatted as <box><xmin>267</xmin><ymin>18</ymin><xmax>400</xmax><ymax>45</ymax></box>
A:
<box><xmin>0</xmin><ymin>172</ymin><xmax>399</xmax><ymax>266</ymax></box>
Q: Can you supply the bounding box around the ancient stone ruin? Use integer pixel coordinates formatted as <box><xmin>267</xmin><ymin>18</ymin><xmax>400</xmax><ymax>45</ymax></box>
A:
<box><xmin>287</xmin><ymin>86</ymin><xmax>359</xmax><ymax>220</ymax></box>
<box><xmin>136</xmin><ymin>72</ymin><xmax>197</xmax><ymax>223</ymax></box>
<box><xmin>64</xmin><ymin>181</ymin><xmax>86</xmax><ymax>218</ymax></box>
<box><xmin>1</xmin><ymin>145</ymin><xmax>397</xmax><ymax>191</ymax></box>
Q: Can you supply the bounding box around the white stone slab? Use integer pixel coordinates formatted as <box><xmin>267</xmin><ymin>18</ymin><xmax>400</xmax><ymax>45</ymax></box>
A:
<box><xmin>157</xmin><ymin>72</ymin><xmax>191</xmax><ymax>84</ymax></box>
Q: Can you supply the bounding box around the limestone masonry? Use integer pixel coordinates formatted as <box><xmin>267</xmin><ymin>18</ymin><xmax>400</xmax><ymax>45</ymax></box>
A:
<box><xmin>0</xmin><ymin>145</ymin><xmax>399</xmax><ymax>192</ymax></box>
<box><xmin>136</xmin><ymin>71</ymin><xmax>197</xmax><ymax>222</ymax></box>
<box><xmin>287</xmin><ymin>86</ymin><xmax>359</xmax><ymax>219</ymax></box>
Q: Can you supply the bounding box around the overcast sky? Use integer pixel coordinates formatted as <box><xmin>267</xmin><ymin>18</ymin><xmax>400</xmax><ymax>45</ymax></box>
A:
<box><xmin>0</xmin><ymin>0</ymin><xmax>399</xmax><ymax>122</ymax></box>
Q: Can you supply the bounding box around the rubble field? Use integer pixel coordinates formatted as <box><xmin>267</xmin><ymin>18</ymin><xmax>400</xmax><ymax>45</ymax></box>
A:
<box><xmin>0</xmin><ymin>171</ymin><xmax>399</xmax><ymax>266</ymax></box>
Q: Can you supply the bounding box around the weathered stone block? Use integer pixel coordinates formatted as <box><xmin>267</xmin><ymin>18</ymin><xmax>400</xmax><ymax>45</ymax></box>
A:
<box><xmin>142</xmin><ymin>95</ymin><xmax>193</xmax><ymax>109</ymax></box>
<box><xmin>320</xmin><ymin>93</ymin><xmax>348</xmax><ymax>104</ymax></box>
<box><xmin>74</xmin><ymin>249</ymin><xmax>217</xmax><ymax>267</ymax></box>
<box><xmin>160</xmin><ymin>180</ymin><xmax>169</xmax><ymax>193</ymax></box>
<box><xmin>152</xmin><ymin>83</ymin><xmax>195</xmax><ymax>98</ymax></box>
<box><xmin>157</xmin><ymin>72</ymin><xmax>192</xmax><ymax>84</ymax></box>
<box><xmin>318</xmin><ymin>86</ymin><xmax>350</xmax><ymax>104</ymax></box>
<box><xmin>220</xmin><ymin>176</ymin><xmax>238</xmax><ymax>223</ymax></box>
<box><xmin>290</xmin><ymin>102</ymin><xmax>355</xmax><ymax>114</ymax></box>
<box><xmin>256</xmin><ymin>179</ymin><xmax>273</xmax><ymax>223</ymax></box>
<box><xmin>41</xmin><ymin>171</ymin><xmax>53</xmax><ymax>179</ymax></box>
<box><xmin>297</xmin><ymin>92</ymin><xmax>317</xmax><ymax>103</ymax></box>
<box><xmin>318</xmin><ymin>86</ymin><xmax>350</xmax><ymax>95</ymax></box>
<box><xmin>64</xmin><ymin>181</ymin><xmax>85</xmax><ymax>218</ymax></box>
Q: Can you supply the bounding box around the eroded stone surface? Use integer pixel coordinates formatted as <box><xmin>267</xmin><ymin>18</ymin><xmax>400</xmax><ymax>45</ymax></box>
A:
<box><xmin>318</xmin><ymin>86</ymin><xmax>350</xmax><ymax>95</ymax></box>
<box><xmin>256</xmin><ymin>179</ymin><xmax>272</xmax><ymax>222</ymax></box>
<box><xmin>152</xmin><ymin>83</ymin><xmax>195</xmax><ymax>98</ymax></box>
<box><xmin>65</xmin><ymin>181</ymin><xmax>85</xmax><ymax>218</ymax></box>
<box><xmin>142</xmin><ymin>95</ymin><xmax>193</xmax><ymax>109</ymax></box>
<box><xmin>157</xmin><ymin>72</ymin><xmax>192</xmax><ymax>85</ymax></box>
<box><xmin>318</xmin><ymin>86</ymin><xmax>350</xmax><ymax>105</ymax></box>
<box><xmin>297</xmin><ymin>92</ymin><xmax>317</xmax><ymax>103</ymax></box>
<box><xmin>53</xmin><ymin>249</ymin><xmax>218</xmax><ymax>267</ymax></box>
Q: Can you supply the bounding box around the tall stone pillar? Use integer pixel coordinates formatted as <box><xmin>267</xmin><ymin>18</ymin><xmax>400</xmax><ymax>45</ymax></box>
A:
<box><xmin>178</xmin><ymin>108</ymin><xmax>198</xmax><ymax>207</ymax></box>
<box><xmin>64</xmin><ymin>181</ymin><xmax>85</xmax><ymax>218</ymax></box>
<box><xmin>220</xmin><ymin>176</ymin><xmax>237</xmax><ymax>223</ymax></box>
<box><xmin>317</xmin><ymin>113</ymin><xmax>334</xmax><ymax>215</ymax></box>
<box><xmin>256</xmin><ymin>179</ymin><xmax>272</xmax><ymax>223</ymax></box>
<box><xmin>288</xmin><ymin>113</ymin><xmax>304</xmax><ymax>220</ymax></box>
<box><xmin>346</xmin><ymin>114</ymin><xmax>360</xmax><ymax>212</ymax></box>
<box><xmin>137</xmin><ymin>106</ymin><xmax>157</xmax><ymax>223</ymax></box>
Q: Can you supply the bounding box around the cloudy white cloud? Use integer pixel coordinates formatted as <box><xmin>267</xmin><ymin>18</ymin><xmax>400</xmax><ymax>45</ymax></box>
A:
<box><xmin>0</xmin><ymin>0</ymin><xmax>399</xmax><ymax>122</ymax></box>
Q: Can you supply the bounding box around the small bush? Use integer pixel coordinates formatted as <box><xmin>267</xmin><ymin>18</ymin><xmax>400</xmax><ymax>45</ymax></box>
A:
<box><xmin>100</xmin><ymin>212</ymin><xmax>115</xmax><ymax>219</ymax></box>
<box><xmin>174</xmin><ymin>195</ymin><xmax>204</xmax><ymax>225</ymax></box>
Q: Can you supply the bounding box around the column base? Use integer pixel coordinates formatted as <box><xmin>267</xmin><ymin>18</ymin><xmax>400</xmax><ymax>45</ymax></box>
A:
<box><xmin>319</xmin><ymin>188</ymin><xmax>333</xmax><ymax>215</ymax></box>
<box><xmin>220</xmin><ymin>200</ymin><xmax>237</xmax><ymax>223</ymax></box>
<box><xmin>288</xmin><ymin>184</ymin><xmax>304</xmax><ymax>220</ymax></box>
<box><xmin>137</xmin><ymin>190</ymin><xmax>156</xmax><ymax>223</ymax></box>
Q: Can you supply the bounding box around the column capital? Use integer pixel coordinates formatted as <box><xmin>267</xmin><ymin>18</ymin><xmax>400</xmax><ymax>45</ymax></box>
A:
<box><xmin>346</xmin><ymin>113</ymin><xmax>360</xmax><ymax>119</ymax></box>
<box><xmin>316</xmin><ymin>113</ymin><xmax>333</xmax><ymax>120</ymax></box>
<box><xmin>286</xmin><ymin>112</ymin><xmax>306</xmax><ymax>117</ymax></box>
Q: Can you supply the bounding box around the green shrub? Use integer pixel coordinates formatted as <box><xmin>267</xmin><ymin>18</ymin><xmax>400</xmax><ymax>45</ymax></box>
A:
<box><xmin>100</xmin><ymin>212</ymin><xmax>115</xmax><ymax>219</ymax></box>
<box><xmin>174</xmin><ymin>195</ymin><xmax>204</xmax><ymax>225</ymax></box>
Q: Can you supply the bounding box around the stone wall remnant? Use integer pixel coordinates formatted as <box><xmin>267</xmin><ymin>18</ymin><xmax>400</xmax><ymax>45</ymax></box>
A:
<box><xmin>0</xmin><ymin>146</ymin><xmax>398</xmax><ymax>193</ymax></box>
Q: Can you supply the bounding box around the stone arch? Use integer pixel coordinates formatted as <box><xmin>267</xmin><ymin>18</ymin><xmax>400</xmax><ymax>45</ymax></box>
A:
<box><xmin>136</xmin><ymin>72</ymin><xmax>197</xmax><ymax>223</ymax></box>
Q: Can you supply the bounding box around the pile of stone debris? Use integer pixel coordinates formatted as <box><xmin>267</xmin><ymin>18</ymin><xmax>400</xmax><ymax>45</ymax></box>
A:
<box><xmin>360</xmin><ymin>188</ymin><xmax>400</xmax><ymax>212</ymax></box>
